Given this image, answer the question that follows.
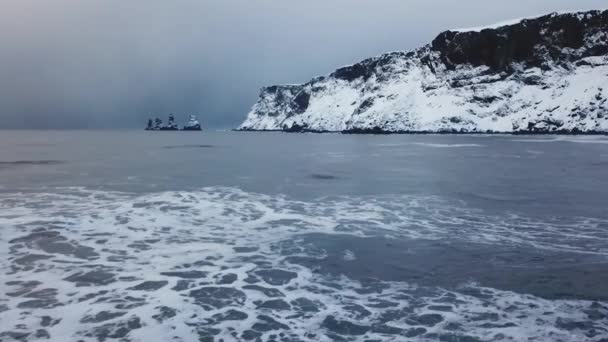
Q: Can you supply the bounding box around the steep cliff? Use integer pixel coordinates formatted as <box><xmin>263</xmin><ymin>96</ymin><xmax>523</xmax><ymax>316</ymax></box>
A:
<box><xmin>239</xmin><ymin>10</ymin><xmax>608</xmax><ymax>133</ymax></box>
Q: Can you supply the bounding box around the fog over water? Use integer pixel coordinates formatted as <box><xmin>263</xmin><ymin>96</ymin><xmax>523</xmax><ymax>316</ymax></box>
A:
<box><xmin>1</xmin><ymin>0</ymin><xmax>606</xmax><ymax>129</ymax></box>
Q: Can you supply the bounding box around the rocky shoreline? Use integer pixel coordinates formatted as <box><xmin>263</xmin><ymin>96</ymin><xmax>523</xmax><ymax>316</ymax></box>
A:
<box><xmin>236</xmin><ymin>127</ymin><xmax>608</xmax><ymax>135</ymax></box>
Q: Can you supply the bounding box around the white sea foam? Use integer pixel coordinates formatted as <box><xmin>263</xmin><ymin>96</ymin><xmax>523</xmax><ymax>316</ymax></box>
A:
<box><xmin>412</xmin><ymin>143</ymin><xmax>484</xmax><ymax>148</ymax></box>
<box><xmin>342</xmin><ymin>250</ymin><xmax>357</xmax><ymax>262</ymax></box>
<box><xmin>514</xmin><ymin>136</ymin><xmax>608</xmax><ymax>144</ymax></box>
<box><xmin>0</xmin><ymin>187</ymin><xmax>606</xmax><ymax>342</ymax></box>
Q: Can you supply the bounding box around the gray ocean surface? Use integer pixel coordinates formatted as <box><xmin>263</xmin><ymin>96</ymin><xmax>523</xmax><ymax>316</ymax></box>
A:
<box><xmin>1</xmin><ymin>130</ymin><xmax>607</xmax><ymax>342</ymax></box>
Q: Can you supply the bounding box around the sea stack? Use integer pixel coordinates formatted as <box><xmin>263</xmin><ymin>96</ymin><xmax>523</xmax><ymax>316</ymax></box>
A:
<box><xmin>160</xmin><ymin>114</ymin><xmax>179</xmax><ymax>131</ymax></box>
<box><xmin>183</xmin><ymin>115</ymin><xmax>202</xmax><ymax>131</ymax></box>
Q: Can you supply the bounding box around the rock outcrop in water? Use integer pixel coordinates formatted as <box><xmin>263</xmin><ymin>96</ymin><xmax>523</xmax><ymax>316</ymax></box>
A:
<box><xmin>161</xmin><ymin>114</ymin><xmax>179</xmax><ymax>131</ymax></box>
<box><xmin>238</xmin><ymin>10</ymin><xmax>608</xmax><ymax>134</ymax></box>
<box><xmin>145</xmin><ymin>114</ymin><xmax>203</xmax><ymax>131</ymax></box>
<box><xmin>183</xmin><ymin>115</ymin><xmax>202</xmax><ymax>131</ymax></box>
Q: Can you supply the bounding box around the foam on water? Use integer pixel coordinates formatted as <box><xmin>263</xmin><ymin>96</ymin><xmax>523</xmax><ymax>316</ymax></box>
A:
<box><xmin>0</xmin><ymin>187</ymin><xmax>607</xmax><ymax>342</ymax></box>
<box><xmin>514</xmin><ymin>136</ymin><xmax>608</xmax><ymax>144</ymax></box>
<box><xmin>412</xmin><ymin>143</ymin><xmax>484</xmax><ymax>148</ymax></box>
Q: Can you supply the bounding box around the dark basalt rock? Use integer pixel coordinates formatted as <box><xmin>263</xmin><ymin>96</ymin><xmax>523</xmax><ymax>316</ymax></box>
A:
<box><xmin>353</xmin><ymin>98</ymin><xmax>375</xmax><ymax>115</ymax></box>
<box><xmin>291</xmin><ymin>91</ymin><xmax>311</xmax><ymax>114</ymax></box>
<box><xmin>432</xmin><ymin>11</ymin><xmax>608</xmax><ymax>71</ymax></box>
<box><xmin>331</xmin><ymin>63</ymin><xmax>373</xmax><ymax>82</ymax></box>
<box><xmin>282</xmin><ymin>123</ymin><xmax>306</xmax><ymax>133</ymax></box>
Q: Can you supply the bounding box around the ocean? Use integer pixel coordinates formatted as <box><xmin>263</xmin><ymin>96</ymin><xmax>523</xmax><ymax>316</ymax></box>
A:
<box><xmin>1</xmin><ymin>130</ymin><xmax>607</xmax><ymax>341</ymax></box>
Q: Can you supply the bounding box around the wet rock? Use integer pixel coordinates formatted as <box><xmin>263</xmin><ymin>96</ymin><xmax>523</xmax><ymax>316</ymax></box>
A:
<box><xmin>255</xmin><ymin>269</ymin><xmax>297</xmax><ymax>286</ymax></box>
<box><xmin>243</xmin><ymin>285</ymin><xmax>285</xmax><ymax>298</ymax></box>
<box><xmin>190</xmin><ymin>287</ymin><xmax>246</xmax><ymax>310</ymax></box>
<box><xmin>322</xmin><ymin>316</ymin><xmax>369</xmax><ymax>336</ymax></box>
<box><xmin>128</xmin><ymin>281</ymin><xmax>168</xmax><ymax>291</ymax></box>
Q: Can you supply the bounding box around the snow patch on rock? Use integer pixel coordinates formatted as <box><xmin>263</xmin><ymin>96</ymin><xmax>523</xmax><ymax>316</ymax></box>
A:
<box><xmin>239</xmin><ymin>10</ymin><xmax>608</xmax><ymax>134</ymax></box>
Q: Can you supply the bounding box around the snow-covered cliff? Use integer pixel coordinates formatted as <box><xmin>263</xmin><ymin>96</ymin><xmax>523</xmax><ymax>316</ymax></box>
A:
<box><xmin>238</xmin><ymin>10</ymin><xmax>608</xmax><ymax>134</ymax></box>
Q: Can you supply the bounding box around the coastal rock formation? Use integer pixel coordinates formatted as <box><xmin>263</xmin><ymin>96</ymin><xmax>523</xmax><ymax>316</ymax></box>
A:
<box><xmin>239</xmin><ymin>10</ymin><xmax>608</xmax><ymax>134</ymax></box>
<box><xmin>145</xmin><ymin>114</ymin><xmax>202</xmax><ymax>131</ymax></box>
<box><xmin>161</xmin><ymin>114</ymin><xmax>178</xmax><ymax>131</ymax></box>
<box><xmin>183</xmin><ymin>115</ymin><xmax>202</xmax><ymax>131</ymax></box>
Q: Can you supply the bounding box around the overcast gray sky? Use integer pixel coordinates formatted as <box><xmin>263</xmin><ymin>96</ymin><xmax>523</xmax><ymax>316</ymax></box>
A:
<box><xmin>1</xmin><ymin>0</ymin><xmax>606</xmax><ymax>129</ymax></box>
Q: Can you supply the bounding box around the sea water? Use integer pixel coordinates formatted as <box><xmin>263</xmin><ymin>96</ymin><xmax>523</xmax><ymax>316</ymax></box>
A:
<box><xmin>0</xmin><ymin>131</ymin><xmax>607</xmax><ymax>341</ymax></box>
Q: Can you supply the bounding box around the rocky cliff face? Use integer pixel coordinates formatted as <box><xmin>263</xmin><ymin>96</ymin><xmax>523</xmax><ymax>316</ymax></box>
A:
<box><xmin>238</xmin><ymin>10</ymin><xmax>608</xmax><ymax>133</ymax></box>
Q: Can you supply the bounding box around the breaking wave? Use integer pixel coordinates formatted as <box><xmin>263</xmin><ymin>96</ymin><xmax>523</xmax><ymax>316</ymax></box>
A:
<box><xmin>0</xmin><ymin>187</ymin><xmax>607</xmax><ymax>342</ymax></box>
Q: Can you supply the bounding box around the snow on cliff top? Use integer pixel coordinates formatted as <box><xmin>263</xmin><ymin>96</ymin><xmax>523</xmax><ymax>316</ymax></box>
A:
<box><xmin>450</xmin><ymin>9</ymin><xmax>603</xmax><ymax>33</ymax></box>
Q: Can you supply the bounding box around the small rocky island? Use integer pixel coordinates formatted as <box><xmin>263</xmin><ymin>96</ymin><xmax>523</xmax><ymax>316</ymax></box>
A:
<box><xmin>238</xmin><ymin>10</ymin><xmax>608</xmax><ymax>134</ymax></box>
<box><xmin>145</xmin><ymin>114</ymin><xmax>202</xmax><ymax>131</ymax></box>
